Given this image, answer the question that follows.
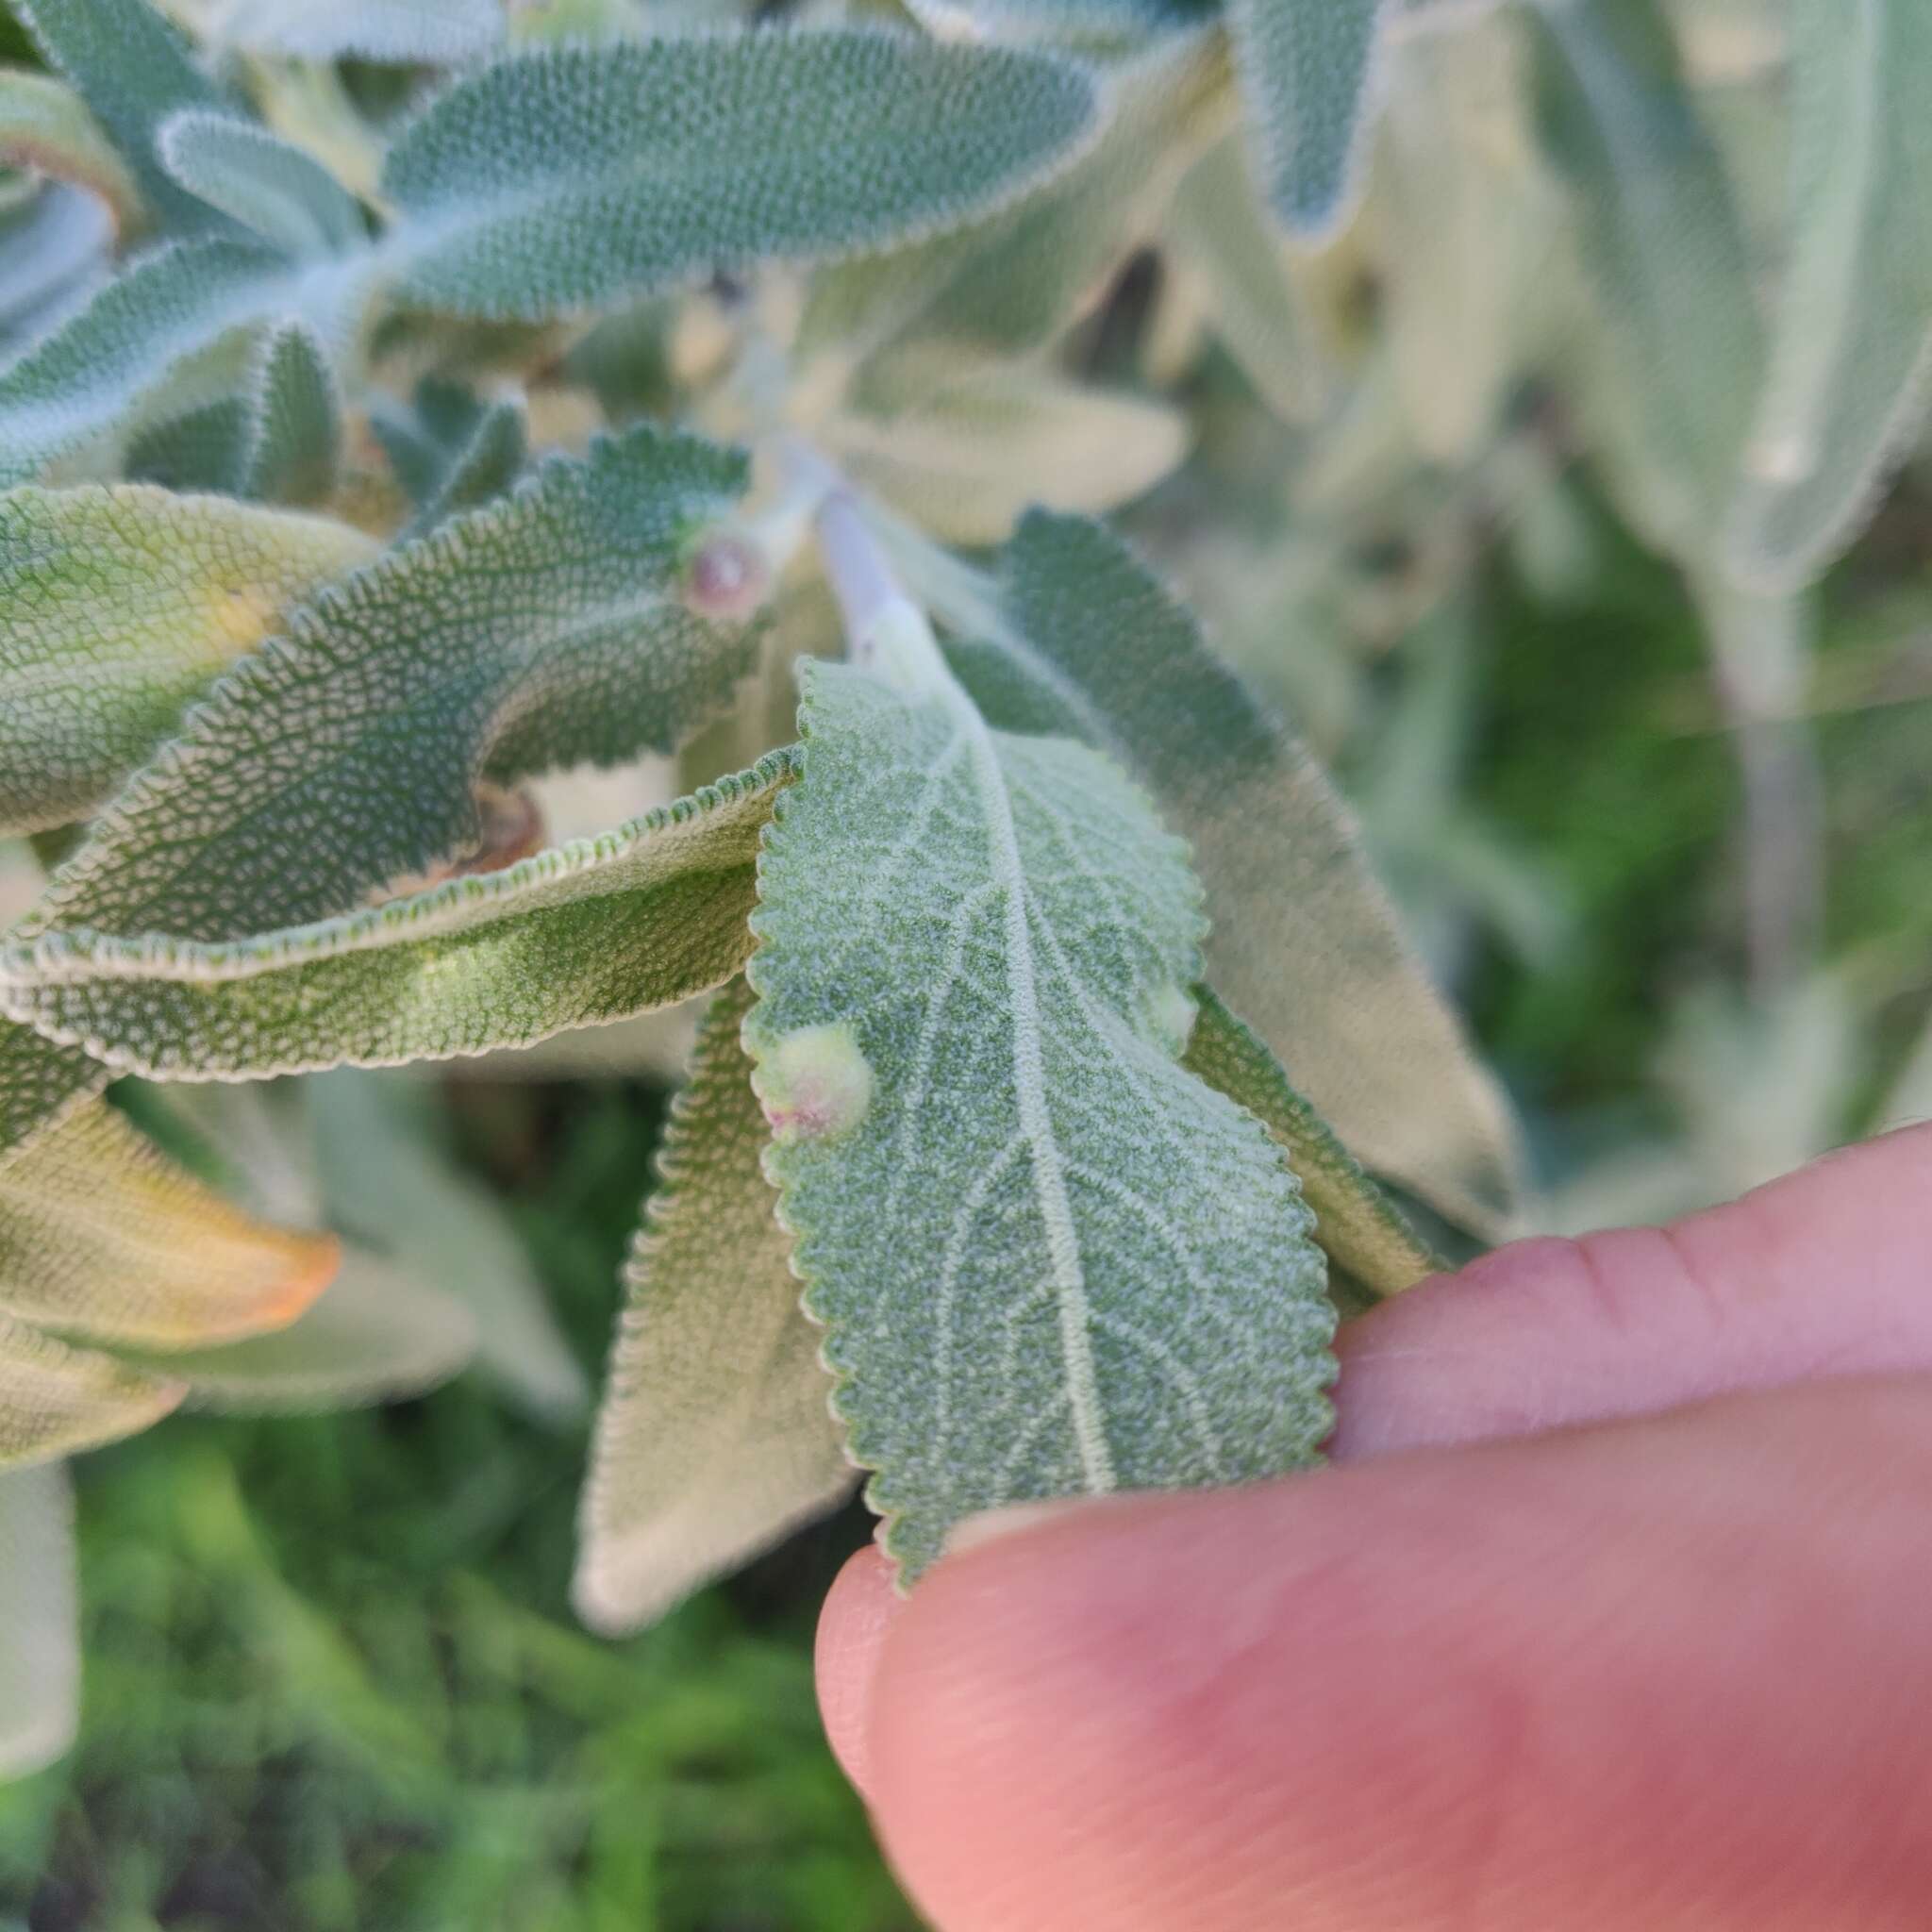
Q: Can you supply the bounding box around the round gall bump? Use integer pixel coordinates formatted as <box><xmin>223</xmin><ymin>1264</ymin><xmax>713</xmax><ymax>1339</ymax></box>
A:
<box><xmin>682</xmin><ymin>528</ymin><xmax>771</xmax><ymax>621</ymax></box>
<box><xmin>756</xmin><ymin>1024</ymin><xmax>874</xmax><ymax>1142</ymax></box>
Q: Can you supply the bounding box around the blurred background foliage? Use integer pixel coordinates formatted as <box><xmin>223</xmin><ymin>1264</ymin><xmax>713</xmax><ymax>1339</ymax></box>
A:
<box><xmin>3</xmin><ymin>0</ymin><xmax>1930</xmax><ymax>1923</ymax></box>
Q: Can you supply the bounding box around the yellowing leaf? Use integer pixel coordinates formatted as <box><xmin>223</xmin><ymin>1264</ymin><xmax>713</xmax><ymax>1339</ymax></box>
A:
<box><xmin>0</xmin><ymin>1101</ymin><xmax>339</xmax><ymax>1351</ymax></box>
<box><xmin>0</xmin><ymin>484</ymin><xmax>376</xmax><ymax>835</ymax></box>
<box><xmin>0</xmin><ymin>67</ymin><xmax>144</xmax><ymax>236</ymax></box>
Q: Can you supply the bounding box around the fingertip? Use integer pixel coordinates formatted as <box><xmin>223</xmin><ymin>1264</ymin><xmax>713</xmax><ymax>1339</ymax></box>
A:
<box><xmin>815</xmin><ymin>1544</ymin><xmax>905</xmax><ymax>1800</ymax></box>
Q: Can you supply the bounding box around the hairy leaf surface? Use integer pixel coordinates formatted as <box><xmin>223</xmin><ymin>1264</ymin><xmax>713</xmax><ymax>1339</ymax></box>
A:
<box><xmin>1724</xmin><ymin>0</ymin><xmax>1932</xmax><ymax>591</ymax></box>
<box><xmin>0</xmin><ymin>67</ymin><xmax>144</xmax><ymax>235</ymax></box>
<box><xmin>239</xmin><ymin>322</ymin><xmax>342</xmax><ymax>508</ymax></box>
<box><xmin>0</xmin><ymin>240</ymin><xmax>293</xmax><ymax>488</ymax></box>
<box><xmin>0</xmin><ymin>483</ymin><xmax>375</xmax><ymax>835</ymax></box>
<box><xmin>158</xmin><ymin>110</ymin><xmax>366</xmax><ymax>259</ymax></box>
<box><xmin>922</xmin><ymin>508</ymin><xmax>1522</xmax><ymax>1239</ymax></box>
<box><xmin>2</xmin><ymin>755</ymin><xmax>791</xmax><ymax>1077</ymax></box>
<box><xmin>0</xmin><ymin>181</ymin><xmax>113</xmax><ymax>355</ymax></box>
<box><xmin>382</xmin><ymin>32</ymin><xmax>1099</xmax><ymax>321</ymax></box>
<box><xmin>16</xmin><ymin>0</ymin><xmax>239</xmax><ymax>234</ymax></box>
<box><xmin>20</xmin><ymin>426</ymin><xmax>760</xmax><ymax>949</ymax></box>
<box><xmin>576</xmin><ymin>976</ymin><xmax>850</xmax><ymax>1633</ymax></box>
<box><xmin>1229</xmin><ymin>0</ymin><xmax>1386</xmax><ymax>241</ymax></box>
<box><xmin>0</xmin><ymin>1307</ymin><xmax>181</xmax><ymax>1470</ymax></box>
<box><xmin>307</xmin><ymin>1069</ymin><xmax>586</xmax><ymax>1421</ymax></box>
<box><xmin>1183</xmin><ymin>989</ymin><xmax>1440</xmax><ymax>1306</ymax></box>
<box><xmin>0</xmin><ymin>1464</ymin><xmax>78</xmax><ymax>1779</ymax></box>
<box><xmin>747</xmin><ymin>630</ymin><xmax>1335</xmax><ymax>1580</ymax></box>
<box><xmin>0</xmin><ymin>1099</ymin><xmax>339</xmax><ymax>1350</ymax></box>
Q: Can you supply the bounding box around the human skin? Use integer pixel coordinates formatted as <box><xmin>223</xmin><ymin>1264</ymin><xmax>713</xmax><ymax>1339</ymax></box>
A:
<box><xmin>816</xmin><ymin>1122</ymin><xmax>1932</xmax><ymax>1930</ymax></box>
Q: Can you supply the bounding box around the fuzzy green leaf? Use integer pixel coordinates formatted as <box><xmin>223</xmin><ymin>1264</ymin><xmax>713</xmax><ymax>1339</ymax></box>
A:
<box><xmin>307</xmin><ymin>1069</ymin><xmax>586</xmax><ymax>1422</ymax></box>
<box><xmin>239</xmin><ymin>322</ymin><xmax>343</xmax><ymax>508</ymax></box>
<box><xmin>371</xmin><ymin>379</ymin><xmax>527</xmax><ymax>525</ymax></box>
<box><xmin>123</xmin><ymin>394</ymin><xmax>253</xmax><ymax>493</ymax></box>
<box><xmin>0</xmin><ymin>1098</ymin><xmax>339</xmax><ymax>1351</ymax></box>
<box><xmin>380</xmin><ymin>31</ymin><xmax>1099</xmax><ymax>322</ymax></box>
<box><xmin>746</xmin><ymin>627</ymin><xmax>1335</xmax><ymax>1581</ymax></box>
<box><xmin>209</xmin><ymin>0</ymin><xmax>504</xmax><ymax>64</ymax></box>
<box><xmin>0</xmin><ymin>1307</ymin><xmax>182</xmax><ymax>1470</ymax></box>
<box><xmin>0</xmin><ymin>1463</ymin><xmax>78</xmax><ymax>1780</ymax></box>
<box><xmin>0</xmin><ymin>239</ymin><xmax>294</xmax><ymax>488</ymax></box>
<box><xmin>575</xmin><ymin>976</ymin><xmax>850</xmax><ymax>1633</ymax></box>
<box><xmin>15</xmin><ymin>0</ymin><xmax>241</xmax><ymax>235</ymax></box>
<box><xmin>1229</xmin><ymin>0</ymin><xmax>1386</xmax><ymax>242</ymax></box>
<box><xmin>18</xmin><ymin>425</ymin><xmax>761</xmax><ymax>949</ymax></box>
<box><xmin>0</xmin><ymin>754</ymin><xmax>792</xmax><ymax>1077</ymax></box>
<box><xmin>119</xmin><ymin>1252</ymin><xmax>475</xmax><ymax>1413</ymax></box>
<box><xmin>0</xmin><ymin>1024</ymin><xmax>100</xmax><ymax>1163</ymax></box>
<box><xmin>1529</xmin><ymin>0</ymin><xmax>1761</xmax><ymax>555</ymax></box>
<box><xmin>1183</xmin><ymin>989</ymin><xmax>1441</xmax><ymax>1308</ymax></box>
<box><xmin>1724</xmin><ymin>0</ymin><xmax>1932</xmax><ymax>591</ymax></box>
<box><xmin>0</xmin><ymin>180</ymin><xmax>112</xmax><ymax>353</ymax></box>
<box><xmin>804</xmin><ymin>29</ymin><xmax>1221</xmax><ymax>376</ymax></box>
<box><xmin>924</xmin><ymin>508</ymin><xmax>1522</xmax><ymax>1240</ymax></box>
<box><xmin>0</xmin><ymin>483</ymin><xmax>376</xmax><ymax>835</ymax></box>
<box><xmin>0</xmin><ymin>67</ymin><xmax>144</xmax><ymax>236</ymax></box>
<box><xmin>158</xmin><ymin>110</ymin><xmax>366</xmax><ymax>259</ymax></box>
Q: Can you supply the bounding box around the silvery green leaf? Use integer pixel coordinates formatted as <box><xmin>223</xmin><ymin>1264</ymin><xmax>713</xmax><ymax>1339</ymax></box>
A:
<box><xmin>210</xmin><ymin>0</ymin><xmax>505</xmax><ymax>63</ymax></box>
<box><xmin>374</xmin><ymin>382</ymin><xmax>528</xmax><ymax>534</ymax></box>
<box><xmin>806</xmin><ymin>29</ymin><xmax>1223</xmax><ymax>376</ymax></box>
<box><xmin>917</xmin><ymin>508</ymin><xmax>1523</xmax><ymax>1240</ymax></box>
<box><xmin>15</xmin><ymin>0</ymin><xmax>242</xmax><ymax>235</ymax></box>
<box><xmin>1529</xmin><ymin>0</ymin><xmax>1761</xmax><ymax>553</ymax></box>
<box><xmin>0</xmin><ymin>238</ymin><xmax>293</xmax><ymax>488</ymax></box>
<box><xmin>381</xmin><ymin>31</ymin><xmax>1100</xmax><ymax>321</ymax></box>
<box><xmin>0</xmin><ymin>1463</ymin><xmax>77</xmax><ymax>1780</ymax></box>
<box><xmin>0</xmin><ymin>483</ymin><xmax>375</xmax><ymax>836</ymax></box>
<box><xmin>19</xmin><ymin>425</ymin><xmax>762</xmax><ymax>950</ymax></box>
<box><xmin>118</xmin><ymin>1250</ymin><xmax>475</xmax><ymax>1412</ymax></box>
<box><xmin>1167</xmin><ymin>132</ymin><xmax>1337</xmax><ymax>425</ymax></box>
<box><xmin>238</xmin><ymin>321</ymin><xmax>342</xmax><ymax>508</ymax></box>
<box><xmin>824</xmin><ymin>363</ymin><xmax>1188</xmax><ymax>546</ymax></box>
<box><xmin>0</xmin><ymin>182</ymin><xmax>112</xmax><ymax>355</ymax></box>
<box><xmin>745</xmin><ymin>629</ymin><xmax>1335</xmax><ymax>1581</ymax></box>
<box><xmin>123</xmin><ymin>394</ymin><xmax>253</xmax><ymax>492</ymax></box>
<box><xmin>0</xmin><ymin>1097</ymin><xmax>338</xmax><ymax>1350</ymax></box>
<box><xmin>1724</xmin><ymin>0</ymin><xmax>1932</xmax><ymax>591</ymax></box>
<box><xmin>0</xmin><ymin>67</ymin><xmax>144</xmax><ymax>236</ymax></box>
<box><xmin>1228</xmin><ymin>0</ymin><xmax>1387</xmax><ymax>242</ymax></box>
<box><xmin>0</xmin><ymin>753</ymin><xmax>791</xmax><ymax>1077</ymax></box>
<box><xmin>157</xmin><ymin>110</ymin><xmax>365</xmax><ymax>260</ymax></box>
<box><xmin>0</xmin><ymin>1306</ymin><xmax>181</xmax><ymax>1469</ymax></box>
<box><xmin>1182</xmin><ymin>989</ymin><xmax>1441</xmax><ymax>1307</ymax></box>
<box><xmin>575</xmin><ymin>976</ymin><xmax>850</xmax><ymax>1633</ymax></box>
<box><xmin>1370</xmin><ymin>18</ymin><xmax>1537</xmax><ymax>463</ymax></box>
<box><xmin>306</xmin><ymin>1069</ymin><xmax>586</xmax><ymax>1422</ymax></box>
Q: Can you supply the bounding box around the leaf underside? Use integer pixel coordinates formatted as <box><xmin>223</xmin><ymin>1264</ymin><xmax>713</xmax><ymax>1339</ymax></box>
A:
<box><xmin>937</xmin><ymin>509</ymin><xmax>1522</xmax><ymax>1241</ymax></box>
<box><xmin>575</xmin><ymin>976</ymin><xmax>851</xmax><ymax>1634</ymax></box>
<box><xmin>1</xmin><ymin>753</ymin><xmax>793</xmax><ymax>1079</ymax></box>
<box><xmin>747</xmin><ymin>647</ymin><xmax>1336</xmax><ymax>1582</ymax></box>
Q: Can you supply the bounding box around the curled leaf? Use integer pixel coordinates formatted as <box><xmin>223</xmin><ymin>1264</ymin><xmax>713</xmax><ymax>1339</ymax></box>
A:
<box><xmin>0</xmin><ymin>1307</ymin><xmax>182</xmax><ymax>1471</ymax></box>
<box><xmin>575</xmin><ymin>977</ymin><xmax>850</xmax><ymax>1633</ymax></box>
